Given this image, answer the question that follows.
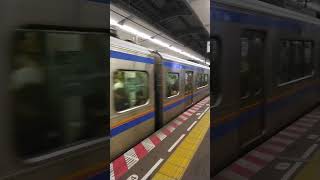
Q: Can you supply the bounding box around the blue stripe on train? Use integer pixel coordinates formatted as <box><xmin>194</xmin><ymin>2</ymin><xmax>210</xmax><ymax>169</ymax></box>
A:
<box><xmin>110</xmin><ymin>50</ymin><xmax>208</xmax><ymax>71</ymax></box>
<box><xmin>87</xmin><ymin>171</ymin><xmax>108</xmax><ymax>180</ymax></box>
<box><xmin>211</xmin><ymin>7</ymin><xmax>319</xmax><ymax>32</ymax></box>
<box><xmin>111</xmin><ymin>111</ymin><xmax>155</xmax><ymax>137</ymax></box>
<box><xmin>212</xmin><ymin>84</ymin><xmax>318</xmax><ymax>140</ymax></box>
<box><xmin>163</xmin><ymin>60</ymin><xmax>208</xmax><ymax>71</ymax></box>
<box><xmin>110</xmin><ymin>50</ymin><xmax>155</xmax><ymax>64</ymax></box>
<box><xmin>88</xmin><ymin>0</ymin><xmax>110</xmax><ymax>4</ymax></box>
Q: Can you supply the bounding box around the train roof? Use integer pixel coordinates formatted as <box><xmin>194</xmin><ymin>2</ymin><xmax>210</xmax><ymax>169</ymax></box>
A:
<box><xmin>159</xmin><ymin>52</ymin><xmax>210</xmax><ymax>70</ymax></box>
<box><xmin>214</xmin><ymin>0</ymin><xmax>320</xmax><ymax>26</ymax></box>
<box><xmin>111</xmin><ymin>36</ymin><xmax>152</xmax><ymax>57</ymax></box>
<box><xmin>111</xmin><ymin>36</ymin><xmax>210</xmax><ymax>70</ymax></box>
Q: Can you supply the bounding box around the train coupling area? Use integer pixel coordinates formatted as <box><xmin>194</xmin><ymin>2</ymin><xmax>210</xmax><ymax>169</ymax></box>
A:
<box><xmin>110</xmin><ymin>97</ymin><xmax>210</xmax><ymax>180</ymax></box>
<box><xmin>214</xmin><ymin>106</ymin><xmax>320</xmax><ymax>180</ymax></box>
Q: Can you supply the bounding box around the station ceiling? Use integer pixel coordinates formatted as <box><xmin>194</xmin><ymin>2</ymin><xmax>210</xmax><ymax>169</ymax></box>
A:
<box><xmin>111</xmin><ymin>0</ymin><xmax>210</xmax><ymax>59</ymax></box>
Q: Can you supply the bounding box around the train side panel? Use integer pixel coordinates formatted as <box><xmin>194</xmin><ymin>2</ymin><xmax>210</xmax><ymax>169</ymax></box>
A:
<box><xmin>110</xmin><ymin>37</ymin><xmax>155</xmax><ymax>160</ymax></box>
<box><xmin>0</xmin><ymin>0</ymin><xmax>108</xmax><ymax>179</ymax></box>
<box><xmin>211</xmin><ymin>2</ymin><xmax>320</xmax><ymax>174</ymax></box>
<box><xmin>162</xmin><ymin>60</ymin><xmax>185</xmax><ymax>124</ymax></box>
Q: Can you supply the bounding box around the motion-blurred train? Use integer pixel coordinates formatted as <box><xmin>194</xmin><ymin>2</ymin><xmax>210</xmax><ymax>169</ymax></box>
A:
<box><xmin>211</xmin><ymin>0</ymin><xmax>320</xmax><ymax>175</ymax></box>
<box><xmin>0</xmin><ymin>0</ymin><xmax>107</xmax><ymax>179</ymax></box>
<box><xmin>110</xmin><ymin>36</ymin><xmax>210</xmax><ymax>159</ymax></box>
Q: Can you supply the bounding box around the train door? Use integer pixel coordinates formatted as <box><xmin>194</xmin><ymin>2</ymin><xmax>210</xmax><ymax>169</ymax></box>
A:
<box><xmin>239</xmin><ymin>30</ymin><xmax>266</xmax><ymax>148</ymax></box>
<box><xmin>185</xmin><ymin>71</ymin><xmax>194</xmax><ymax>107</ymax></box>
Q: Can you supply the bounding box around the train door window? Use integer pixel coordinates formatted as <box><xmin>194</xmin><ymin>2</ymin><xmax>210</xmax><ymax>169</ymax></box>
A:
<box><xmin>304</xmin><ymin>41</ymin><xmax>314</xmax><ymax>76</ymax></box>
<box><xmin>197</xmin><ymin>73</ymin><xmax>208</xmax><ymax>88</ymax></box>
<box><xmin>11</xmin><ymin>30</ymin><xmax>107</xmax><ymax>158</ymax></box>
<box><xmin>197</xmin><ymin>73</ymin><xmax>202</xmax><ymax>88</ymax></box>
<box><xmin>204</xmin><ymin>74</ymin><xmax>209</xmax><ymax>86</ymax></box>
<box><xmin>250</xmin><ymin>36</ymin><xmax>264</xmax><ymax>94</ymax></box>
<box><xmin>240</xmin><ymin>31</ymin><xmax>265</xmax><ymax>97</ymax></box>
<box><xmin>240</xmin><ymin>37</ymin><xmax>250</xmax><ymax>98</ymax></box>
<box><xmin>185</xmin><ymin>71</ymin><xmax>193</xmax><ymax>95</ymax></box>
<box><xmin>167</xmin><ymin>72</ymin><xmax>180</xmax><ymax>97</ymax></box>
<box><xmin>279</xmin><ymin>40</ymin><xmax>291</xmax><ymax>83</ymax></box>
<box><xmin>113</xmin><ymin>70</ymin><xmax>149</xmax><ymax>111</ymax></box>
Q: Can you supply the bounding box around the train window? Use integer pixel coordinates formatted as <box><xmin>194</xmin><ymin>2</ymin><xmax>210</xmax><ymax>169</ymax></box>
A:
<box><xmin>279</xmin><ymin>40</ymin><xmax>291</xmax><ymax>83</ymax></box>
<box><xmin>11</xmin><ymin>30</ymin><xmax>107</xmax><ymax>158</ymax></box>
<box><xmin>304</xmin><ymin>41</ymin><xmax>314</xmax><ymax>76</ymax></box>
<box><xmin>167</xmin><ymin>72</ymin><xmax>180</xmax><ymax>97</ymax></box>
<box><xmin>113</xmin><ymin>70</ymin><xmax>149</xmax><ymax>111</ymax></box>
<box><xmin>197</xmin><ymin>73</ymin><xmax>209</xmax><ymax>87</ymax></box>
<box><xmin>291</xmin><ymin>41</ymin><xmax>304</xmax><ymax>79</ymax></box>
<box><xmin>204</xmin><ymin>74</ymin><xmax>209</xmax><ymax>86</ymax></box>
<box><xmin>240</xmin><ymin>37</ymin><xmax>250</xmax><ymax>98</ymax></box>
<box><xmin>278</xmin><ymin>40</ymin><xmax>314</xmax><ymax>85</ymax></box>
<box><xmin>197</xmin><ymin>73</ymin><xmax>204</xmax><ymax>88</ymax></box>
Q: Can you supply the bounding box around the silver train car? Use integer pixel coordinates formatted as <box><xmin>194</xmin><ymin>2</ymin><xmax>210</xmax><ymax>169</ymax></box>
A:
<box><xmin>211</xmin><ymin>0</ymin><xmax>320</xmax><ymax>175</ymax></box>
<box><xmin>0</xmin><ymin>0</ymin><xmax>108</xmax><ymax>179</ymax></box>
<box><xmin>110</xmin><ymin>36</ymin><xmax>210</xmax><ymax>160</ymax></box>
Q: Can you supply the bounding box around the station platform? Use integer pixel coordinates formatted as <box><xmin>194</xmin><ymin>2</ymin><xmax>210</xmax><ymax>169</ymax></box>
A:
<box><xmin>110</xmin><ymin>97</ymin><xmax>210</xmax><ymax>180</ymax></box>
<box><xmin>214</xmin><ymin>106</ymin><xmax>320</xmax><ymax>180</ymax></box>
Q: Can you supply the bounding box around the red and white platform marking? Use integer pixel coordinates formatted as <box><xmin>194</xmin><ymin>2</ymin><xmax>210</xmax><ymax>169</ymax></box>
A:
<box><xmin>110</xmin><ymin>97</ymin><xmax>210</xmax><ymax>180</ymax></box>
<box><xmin>214</xmin><ymin>109</ymin><xmax>320</xmax><ymax>180</ymax></box>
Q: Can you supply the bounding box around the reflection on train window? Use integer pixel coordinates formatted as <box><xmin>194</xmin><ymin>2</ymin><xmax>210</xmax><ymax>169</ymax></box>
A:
<box><xmin>279</xmin><ymin>40</ymin><xmax>314</xmax><ymax>85</ymax></box>
<box><xmin>10</xmin><ymin>30</ymin><xmax>107</xmax><ymax>158</ymax></box>
<box><xmin>167</xmin><ymin>72</ymin><xmax>180</xmax><ymax>97</ymax></box>
<box><xmin>113</xmin><ymin>70</ymin><xmax>149</xmax><ymax>111</ymax></box>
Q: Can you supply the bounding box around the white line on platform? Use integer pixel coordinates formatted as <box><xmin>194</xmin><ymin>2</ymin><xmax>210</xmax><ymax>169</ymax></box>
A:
<box><xmin>187</xmin><ymin>121</ymin><xmax>198</xmax><ymax>132</ymax></box>
<box><xmin>301</xmin><ymin>144</ymin><xmax>318</xmax><ymax>159</ymax></box>
<box><xmin>198</xmin><ymin>107</ymin><xmax>210</xmax><ymax>120</ymax></box>
<box><xmin>281</xmin><ymin>162</ymin><xmax>303</xmax><ymax>180</ymax></box>
<box><xmin>281</xmin><ymin>144</ymin><xmax>318</xmax><ymax>180</ymax></box>
<box><xmin>168</xmin><ymin>134</ymin><xmax>186</xmax><ymax>152</ymax></box>
<box><xmin>141</xmin><ymin>158</ymin><xmax>164</xmax><ymax>180</ymax></box>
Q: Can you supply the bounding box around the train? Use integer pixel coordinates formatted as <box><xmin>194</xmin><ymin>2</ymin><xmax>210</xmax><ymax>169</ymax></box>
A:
<box><xmin>211</xmin><ymin>0</ymin><xmax>320</xmax><ymax>176</ymax></box>
<box><xmin>0</xmin><ymin>0</ymin><xmax>108</xmax><ymax>179</ymax></box>
<box><xmin>110</xmin><ymin>36</ymin><xmax>210</xmax><ymax>160</ymax></box>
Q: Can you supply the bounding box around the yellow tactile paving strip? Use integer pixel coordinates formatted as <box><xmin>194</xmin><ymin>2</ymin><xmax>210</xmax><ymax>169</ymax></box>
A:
<box><xmin>152</xmin><ymin>111</ymin><xmax>210</xmax><ymax>180</ymax></box>
<box><xmin>294</xmin><ymin>150</ymin><xmax>320</xmax><ymax>180</ymax></box>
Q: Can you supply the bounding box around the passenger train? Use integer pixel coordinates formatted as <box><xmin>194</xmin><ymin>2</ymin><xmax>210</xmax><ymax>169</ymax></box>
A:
<box><xmin>110</xmin><ymin>36</ymin><xmax>210</xmax><ymax>160</ymax></box>
<box><xmin>211</xmin><ymin>0</ymin><xmax>320</xmax><ymax>176</ymax></box>
<box><xmin>0</xmin><ymin>0</ymin><xmax>107</xmax><ymax>179</ymax></box>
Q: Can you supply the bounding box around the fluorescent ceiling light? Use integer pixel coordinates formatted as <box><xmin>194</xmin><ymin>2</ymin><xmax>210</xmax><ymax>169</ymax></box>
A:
<box><xmin>110</xmin><ymin>18</ymin><xmax>207</xmax><ymax>64</ymax></box>
<box><xmin>121</xmin><ymin>25</ymin><xmax>151</xmax><ymax>40</ymax></box>
<box><xmin>150</xmin><ymin>38</ymin><xmax>170</xmax><ymax>48</ymax></box>
<box><xmin>168</xmin><ymin>46</ymin><xmax>182</xmax><ymax>53</ymax></box>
